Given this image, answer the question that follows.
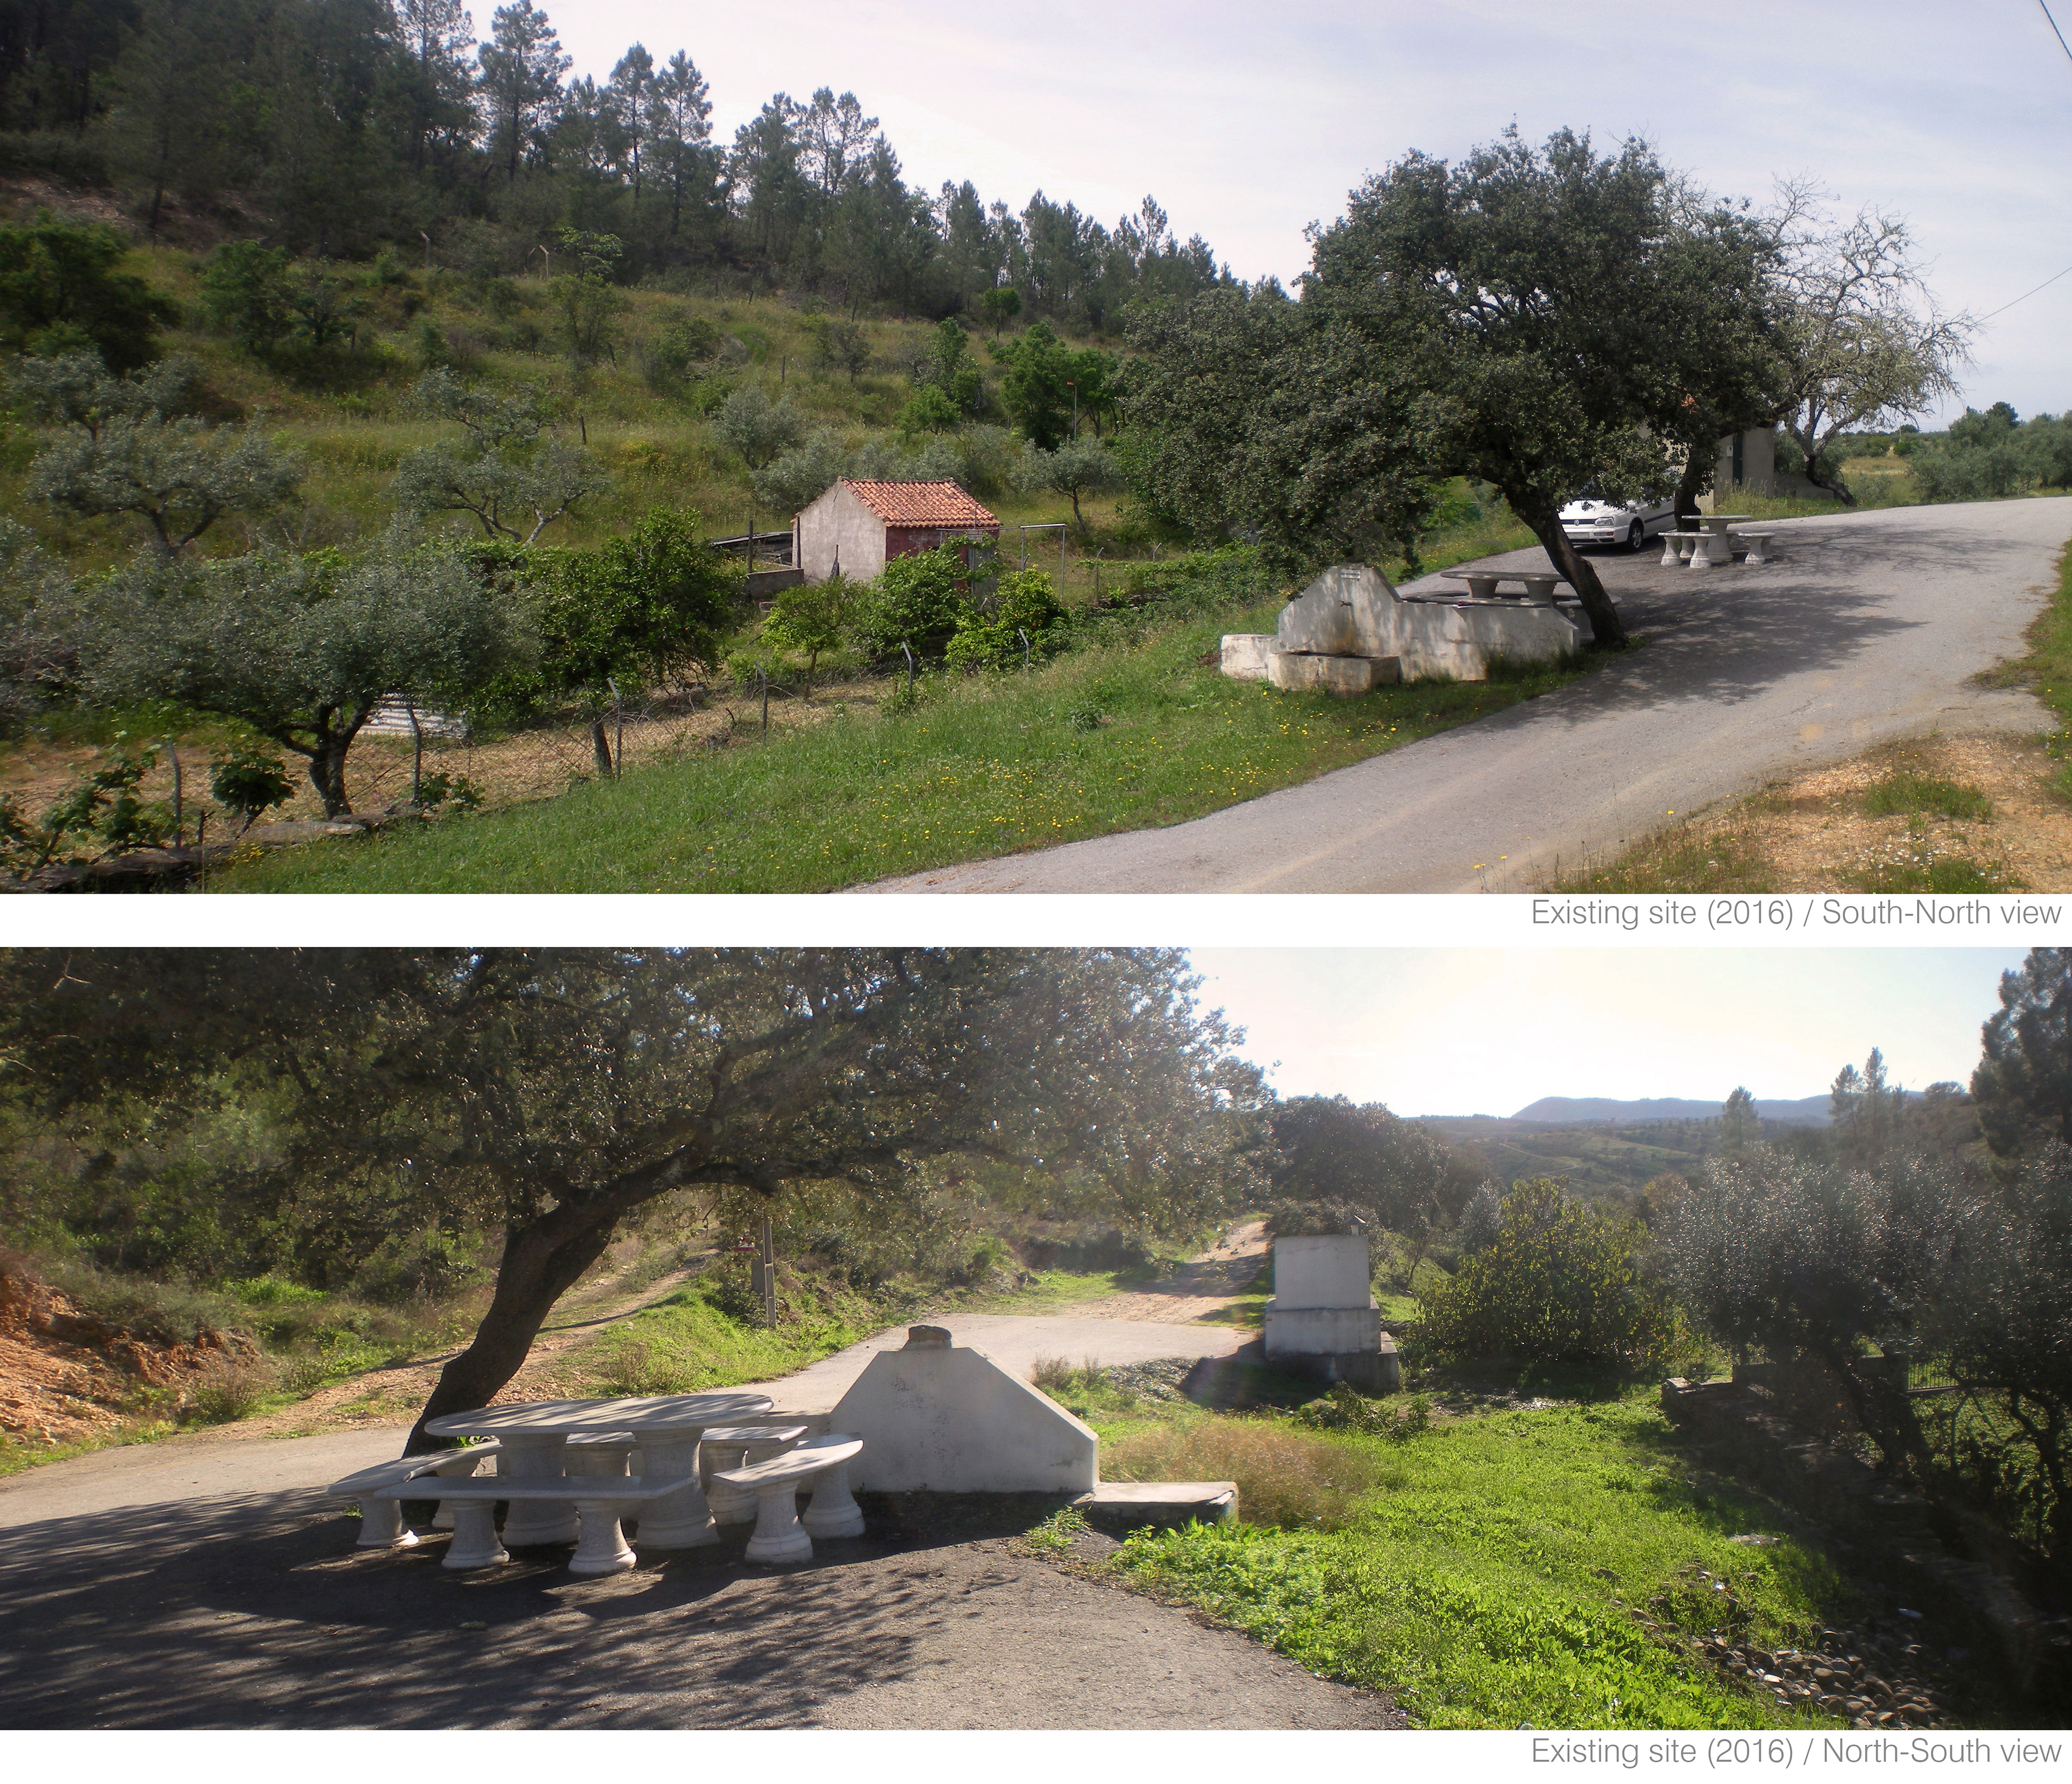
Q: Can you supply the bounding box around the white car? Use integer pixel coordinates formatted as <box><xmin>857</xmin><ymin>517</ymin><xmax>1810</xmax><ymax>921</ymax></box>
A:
<box><xmin>1559</xmin><ymin>493</ymin><xmax>1677</xmax><ymax>552</ymax></box>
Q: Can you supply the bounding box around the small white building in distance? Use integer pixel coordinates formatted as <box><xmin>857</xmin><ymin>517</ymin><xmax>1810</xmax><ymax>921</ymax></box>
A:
<box><xmin>793</xmin><ymin>478</ymin><xmax>999</xmax><ymax>584</ymax></box>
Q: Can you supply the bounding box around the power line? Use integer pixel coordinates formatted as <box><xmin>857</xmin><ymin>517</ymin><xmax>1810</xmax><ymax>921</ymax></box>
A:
<box><xmin>2042</xmin><ymin>0</ymin><xmax>2072</xmax><ymax>64</ymax></box>
<box><xmin>1962</xmin><ymin>7</ymin><xmax>2072</xmax><ymax>323</ymax></box>
<box><xmin>1977</xmin><ymin>261</ymin><xmax>2072</xmax><ymax>322</ymax></box>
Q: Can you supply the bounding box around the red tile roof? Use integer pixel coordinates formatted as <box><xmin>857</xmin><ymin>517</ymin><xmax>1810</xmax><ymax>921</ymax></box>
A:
<box><xmin>840</xmin><ymin>479</ymin><xmax>998</xmax><ymax>527</ymax></box>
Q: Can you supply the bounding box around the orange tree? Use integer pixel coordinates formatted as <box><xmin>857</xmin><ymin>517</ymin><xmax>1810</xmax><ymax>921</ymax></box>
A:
<box><xmin>1416</xmin><ymin>1177</ymin><xmax>1677</xmax><ymax>1367</ymax></box>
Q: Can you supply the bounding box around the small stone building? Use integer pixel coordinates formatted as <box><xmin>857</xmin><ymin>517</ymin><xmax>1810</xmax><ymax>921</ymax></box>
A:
<box><xmin>1263</xmin><ymin>1234</ymin><xmax>1399</xmax><ymax>1393</ymax></box>
<box><xmin>793</xmin><ymin>478</ymin><xmax>999</xmax><ymax>584</ymax></box>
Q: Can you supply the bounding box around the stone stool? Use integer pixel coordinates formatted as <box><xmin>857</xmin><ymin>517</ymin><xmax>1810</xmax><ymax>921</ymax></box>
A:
<box><xmin>702</xmin><ymin>1425</ymin><xmax>807</xmax><ymax>1525</ymax></box>
<box><xmin>797</xmin><ymin>1435</ymin><xmax>866</xmax><ymax>1540</ymax></box>
<box><xmin>715</xmin><ymin>1436</ymin><xmax>866</xmax><ymax>1566</ymax></box>
<box><xmin>326</xmin><ymin>1445</ymin><xmax>502</xmax><ymax>1549</ymax></box>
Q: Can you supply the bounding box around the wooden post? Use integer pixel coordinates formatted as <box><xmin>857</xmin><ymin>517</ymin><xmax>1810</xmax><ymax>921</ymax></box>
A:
<box><xmin>760</xmin><ymin>1217</ymin><xmax>777</xmax><ymax>1328</ymax></box>
<box><xmin>408</xmin><ymin>699</ymin><xmax>423</xmax><ymax>805</ymax></box>
<box><xmin>166</xmin><ymin>742</ymin><xmax>182</xmax><ymax>845</ymax></box>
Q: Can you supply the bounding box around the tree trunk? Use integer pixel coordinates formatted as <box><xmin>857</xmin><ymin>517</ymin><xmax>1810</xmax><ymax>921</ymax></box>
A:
<box><xmin>1519</xmin><ymin>505</ymin><xmax>1626</xmax><ymax>649</ymax></box>
<box><xmin>1802</xmin><ymin>459</ymin><xmax>1857</xmax><ymax>505</ymax></box>
<box><xmin>309</xmin><ymin>731</ymin><xmax>354</xmax><ymax>818</ymax></box>
<box><xmin>405</xmin><ymin>1205</ymin><xmax>620</xmax><ymax>1452</ymax></box>
<box><xmin>1674</xmin><ymin>449</ymin><xmax>1708</xmax><ymax>521</ymax></box>
<box><xmin>1785</xmin><ymin>426</ymin><xmax>1856</xmax><ymax>506</ymax></box>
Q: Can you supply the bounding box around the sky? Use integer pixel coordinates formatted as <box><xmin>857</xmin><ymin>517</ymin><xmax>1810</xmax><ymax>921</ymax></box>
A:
<box><xmin>1187</xmin><ymin>948</ymin><xmax>2029</xmax><ymax>1116</ymax></box>
<box><xmin>545</xmin><ymin>0</ymin><xmax>2072</xmax><ymax>425</ymax></box>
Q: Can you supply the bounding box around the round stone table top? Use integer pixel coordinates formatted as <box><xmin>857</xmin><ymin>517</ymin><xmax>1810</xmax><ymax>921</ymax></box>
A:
<box><xmin>425</xmin><ymin>1391</ymin><xmax>775</xmax><ymax>1438</ymax></box>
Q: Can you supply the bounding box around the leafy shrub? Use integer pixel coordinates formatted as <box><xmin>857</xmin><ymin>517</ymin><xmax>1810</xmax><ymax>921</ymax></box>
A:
<box><xmin>851</xmin><ymin>546</ymin><xmax>971</xmax><ymax>659</ymax></box>
<box><xmin>470</xmin><ymin>508</ymin><xmax>736</xmax><ymax>717</ymax></box>
<box><xmin>228</xmin><ymin>1275</ymin><xmax>327</xmax><ymax>1308</ymax></box>
<box><xmin>1414</xmin><ymin>1178</ymin><xmax>1676</xmax><ymax>1366</ymax></box>
<box><xmin>946</xmin><ymin>568</ymin><xmax>1070</xmax><ymax>670</ymax></box>
<box><xmin>762</xmin><ymin>574</ymin><xmax>857</xmax><ymax>691</ymax></box>
<box><xmin>1296</xmin><ymin>1385</ymin><xmax>1433</xmax><ymax>1441</ymax></box>
<box><xmin>209</xmin><ymin>748</ymin><xmax>295</xmax><ymax>829</ymax></box>
<box><xmin>1910</xmin><ymin>445</ymin><xmax>2026</xmax><ymax>504</ymax></box>
<box><xmin>184</xmin><ymin>1352</ymin><xmax>277</xmax><ymax>1424</ymax></box>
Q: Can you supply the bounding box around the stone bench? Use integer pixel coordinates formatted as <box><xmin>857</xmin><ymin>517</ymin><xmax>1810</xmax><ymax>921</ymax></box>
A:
<box><xmin>700</xmin><ymin>1424</ymin><xmax>808</xmax><ymax>1525</ymax></box>
<box><xmin>363</xmin><ymin>1473</ymin><xmax>689</xmax><ymax>1576</ymax></box>
<box><xmin>1734</xmin><ymin>531</ymin><xmax>1777</xmax><ymax>564</ymax></box>
<box><xmin>327</xmin><ymin>1444</ymin><xmax>503</xmax><ymax>1549</ymax></box>
<box><xmin>713</xmin><ymin>1434</ymin><xmax>866</xmax><ymax>1564</ymax></box>
<box><xmin>1439</xmin><ymin>570</ymin><xmax>1568</xmax><ymax>605</ymax></box>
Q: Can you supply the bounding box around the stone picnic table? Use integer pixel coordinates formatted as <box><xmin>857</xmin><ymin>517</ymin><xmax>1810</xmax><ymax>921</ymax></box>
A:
<box><xmin>1661</xmin><ymin>512</ymin><xmax>1756</xmax><ymax>568</ymax></box>
<box><xmin>423</xmin><ymin>1390</ymin><xmax>774</xmax><ymax>1549</ymax></box>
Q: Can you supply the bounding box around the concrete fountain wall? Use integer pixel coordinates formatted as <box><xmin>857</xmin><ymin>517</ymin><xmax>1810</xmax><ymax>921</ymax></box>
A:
<box><xmin>1222</xmin><ymin>563</ymin><xmax>1587</xmax><ymax>691</ymax></box>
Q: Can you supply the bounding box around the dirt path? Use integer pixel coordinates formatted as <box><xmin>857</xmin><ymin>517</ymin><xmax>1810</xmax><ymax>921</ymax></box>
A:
<box><xmin>1068</xmin><ymin>1219</ymin><xmax>1267</xmax><ymax>1323</ymax></box>
<box><xmin>188</xmin><ymin>1262</ymin><xmax>704</xmax><ymax>1447</ymax></box>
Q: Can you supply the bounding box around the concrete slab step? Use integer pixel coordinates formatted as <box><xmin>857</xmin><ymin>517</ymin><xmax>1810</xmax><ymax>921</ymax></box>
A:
<box><xmin>1074</xmin><ymin>1480</ymin><xmax>1238</xmax><ymax>1532</ymax></box>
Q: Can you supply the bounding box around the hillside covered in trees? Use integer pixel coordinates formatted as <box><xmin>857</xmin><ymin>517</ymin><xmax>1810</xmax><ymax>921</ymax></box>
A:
<box><xmin>0</xmin><ymin>0</ymin><xmax>1233</xmax><ymax>326</ymax></box>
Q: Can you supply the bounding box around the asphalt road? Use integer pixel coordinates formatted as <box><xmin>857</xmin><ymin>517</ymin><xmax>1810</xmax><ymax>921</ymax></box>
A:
<box><xmin>861</xmin><ymin>500</ymin><xmax>2070</xmax><ymax>894</ymax></box>
<box><xmin>0</xmin><ymin>1316</ymin><xmax>1372</xmax><ymax>1729</ymax></box>
<box><xmin>0</xmin><ymin>1315</ymin><xmax>1248</xmax><ymax>1524</ymax></box>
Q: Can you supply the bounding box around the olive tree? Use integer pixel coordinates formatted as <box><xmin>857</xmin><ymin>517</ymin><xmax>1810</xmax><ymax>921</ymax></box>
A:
<box><xmin>0</xmin><ymin>948</ymin><xmax>1269</xmax><ymax>1451</ymax></box>
<box><xmin>392</xmin><ymin>372</ymin><xmax>613</xmax><ymax>543</ymax></box>
<box><xmin>1928</xmin><ymin>1145</ymin><xmax>2072</xmax><ymax>1559</ymax></box>
<box><xmin>80</xmin><ymin>543</ymin><xmax>530</xmax><ymax>815</ymax></box>
<box><xmin>714</xmin><ymin>383</ymin><xmax>806</xmax><ymax>472</ymax></box>
<box><xmin>1022</xmin><ymin>436</ymin><xmax>1122</xmax><ymax>540</ymax></box>
<box><xmin>30</xmin><ymin>417</ymin><xmax>304</xmax><ymax>557</ymax></box>
<box><xmin>1660</xmin><ymin>1146</ymin><xmax>1976</xmax><ymax>1470</ymax></box>
<box><xmin>1768</xmin><ymin>205</ymin><xmax>1974</xmax><ymax>504</ymax></box>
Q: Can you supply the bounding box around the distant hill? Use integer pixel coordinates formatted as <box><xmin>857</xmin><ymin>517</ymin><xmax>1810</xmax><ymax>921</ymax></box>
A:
<box><xmin>1508</xmin><ymin>1094</ymin><xmax>1833</xmax><ymax>1127</ymax></box>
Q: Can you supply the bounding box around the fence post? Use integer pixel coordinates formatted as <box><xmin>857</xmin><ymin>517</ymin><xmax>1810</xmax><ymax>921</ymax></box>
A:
<box><xmin>760</xmin><ymin>667</ymin><xmax>770</xmax><ymax>735</ymax></box>
<box><xmin>166</xmin><ymin>742</ymin><xmax>182</xmax><ymax>846</ymax></box>
<box><xmin>609</xmin><ymin>678</ymin><xmax>623</xmax><ymax>777</ymax></box>
<box><xmin>760</xmin><ymin>1216</ymin><xmax>777</xmax><ymax>1328</ymax></box>
<box><xmin>1018</xmin><ymin>627</ymin><xmax>1031</xmax><ymax>673</ymax></box>
<box><xmin>901</xmin><ymin>641</ymin><xmax>915</xmax><ymax>696</ymax></box>
<box><xmin>406</xmin><ymin>698</ymin><xmax>424</xmax><ymax>805</ymax></box>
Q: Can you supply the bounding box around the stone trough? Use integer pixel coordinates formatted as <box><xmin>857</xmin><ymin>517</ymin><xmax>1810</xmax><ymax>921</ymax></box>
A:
<box><xmin>1223</xmin><ymin>562</ymin><xmax>1587</xmax><ymax>693</ymax></box>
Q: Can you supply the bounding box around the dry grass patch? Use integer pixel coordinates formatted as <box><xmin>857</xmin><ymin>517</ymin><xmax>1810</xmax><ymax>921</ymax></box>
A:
<box><xmin>1549</xmin><ymin>732</ymin><xmax>2066</xmax><ymax>893</ymax></box>
<box><xmin>1101</xmin><ymin>1411</ymin><xmax>1394</xmax><ymax>1531</ymax></box>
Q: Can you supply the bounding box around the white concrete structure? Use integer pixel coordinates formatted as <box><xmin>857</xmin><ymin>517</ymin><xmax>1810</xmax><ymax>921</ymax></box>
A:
<box><xmin>702</xmin><ymin>1424</ymin><xmax>806</xmax><ymax>1525</ymax></box>
<box><xmin>1273</xmin><ymin>1235</ymin><xmax>1373</xmax><ymax>1309</ymax></box>
<box><xmin>1223</xmin><ymin>563</ymin><xmax>1587</xmax><ymax>690</ymax></box>
<box><xmin>326</xmin><ymin>1444</ymin><xmax>502</xmax><ymax>1549</ymax></box>
<box><xmin>827</xmin><ymin>1325</ymin><xmax>1098</xmax><ymax>1493</ymax></box>
<box><xmin>1263</xmin><ymin>1235</ymin><xmax>1399</xmax><ymax>1393</ymax></box>
<box><xmin>794</xmin><ymin>479</ymin><xmax>999</xmax><ymax>584</ymax></box>
<box><xmin>423</xmin><ymin>1390</ymin><xmax>773</xmax><ymax>1551</ymax></box>
<box><xmin>716</xmin><ymin>1436</ymin><xmax>866</xmax><ymax>1565</ymax></box>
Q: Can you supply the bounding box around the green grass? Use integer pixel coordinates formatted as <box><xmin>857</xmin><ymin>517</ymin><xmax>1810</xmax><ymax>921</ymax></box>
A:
<box><xmin>1101</xmin><ymin>1396</ymin><xmax>1868</xmax><ymax>1729</ymax></box>
<box><xmin>1990</xmin><ymin>535</ymin><xmax>2072</xmax><ymax>802</ymax></box>
<box><xmin>212</xmin><ymin>602</ymin><xmax>1601</xmax><ymax>893</ymax></box>
<box><xmin>569</xmin><ymin>1280</ymin><xmax>869</xmax><ymax>1395</ymax></box>
<box><xmin>1842</xmin><ymin>855</ymin><xmax>2018</xmax><ymax>894</ymax></box>
<box><xmin>0</xmin><ymin>1417</ymin><xmax>180</xmax><ymax>1480</ymax></box>
<box><xmin>1863</xmin><ymin>773</ymin><xmax>1993</xmax><ymax>821</ymax></box>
